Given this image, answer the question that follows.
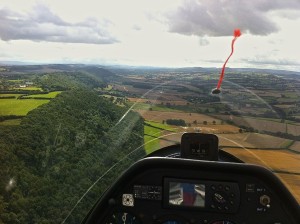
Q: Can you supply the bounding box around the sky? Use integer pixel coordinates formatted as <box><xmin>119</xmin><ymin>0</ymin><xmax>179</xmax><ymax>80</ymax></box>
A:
<box><xmin>0</xmin><ymin>0</ymin><xmax>300</xmax><ymax>71</ymax></box>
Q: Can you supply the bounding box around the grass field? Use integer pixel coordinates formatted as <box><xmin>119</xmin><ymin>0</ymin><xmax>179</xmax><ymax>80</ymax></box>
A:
<box><xmin>8</xmin><ymin>79</ymin><xmax>23</xmax><ymax>83</ymax></box>
<box><xmin>24</xmin><ymin>91</ymin><xmax>62</xmax><ymax>99</ymax></box>
<box><xmin>128</xmin><ymin>102</ymin><xmax>151</xmax><ymax>110</ymax></box>
<box><xmin>144</xmin><ymin>121</ymin><xmax>175</xmax><ymax>154</ymax></box>
<box><xmin>0</xmin><ymin>119</ymin><xmax>22</xmax><ymax>126</ymax></box>
<box><xmin>159</xmin><ymin>130</ymin><xmax>182</xmax><ymax>148</ymax></box>
<box><xmin>0</xmin><ymin>98</ymin><xmax>49</xmax><ymax>116</ymax></box>
<box><xmin>0</xmin><ymin>94</ymin><xmax>22</xmax><ymax>98</ymax></box>
<box><xmin>13</xmin><ymin>86</ymin><xmax>43</xmax><ymax>91</ymax></box>
<box><xmin>103</xmin><ymin>85</ymin><xmax>113</xmax><ymax>91</ymax></box>
<box><xmin>151</xmin><ymin>106</ymin><xmax>180</xmax><ymax>112</ymax></box>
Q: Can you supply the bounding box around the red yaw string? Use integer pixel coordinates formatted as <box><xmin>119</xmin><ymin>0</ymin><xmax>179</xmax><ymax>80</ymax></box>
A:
<box><xmin>216</xmin><ymin>29</ymin><xmax>242</xmax><ymax>90</ymax></box>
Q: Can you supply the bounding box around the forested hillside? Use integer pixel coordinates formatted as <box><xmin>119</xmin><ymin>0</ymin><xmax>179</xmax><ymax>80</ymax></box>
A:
<box><xmin>0</xmin><ymin>89</ymin><xmax>144</xmax><ymax>223</ymax></box>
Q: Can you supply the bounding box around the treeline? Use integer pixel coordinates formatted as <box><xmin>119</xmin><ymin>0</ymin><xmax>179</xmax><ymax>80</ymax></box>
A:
<box><xmin>0</xmin><ymin>94</ymin><xmax>55</xmax><ymax>100</ymax></box>
<box><xmin>166</xmin><ymin>119</ymin><xmax>186</xmax><ymax>126</ymax></box>
<box><xmin>0</xmin><ymin>115</ymin><xmax>24</xmax><ymax>122</ymax></box>
<box><xmin>0</xmin><ymin>90</ymin><xmax>43</xmax><ymax>94</ymax></box>
<box><xmin>0</xmin><ymin>89</ymin><xmax>145</xmax><ymax>223</ymax></box>
<box><xmin>0</xmin><ymin>96</ymin><xmax>15</xmax><ymax>99</ymax></box>
<box><xmin>18</xmin><ymin>97</ymin><xmax>52</xmax><ymax>100</ymax></box>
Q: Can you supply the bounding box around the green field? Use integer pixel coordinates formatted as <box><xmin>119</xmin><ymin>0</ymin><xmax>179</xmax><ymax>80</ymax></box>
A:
<box><xmin>151</xmin><ymin>105</ymin><xmax>181</xmax><ymax>112</ymax></box>
<box><xmin>128</xmin><ymin>102</ymin><xmax>151</xmax><ymax>110</ymax></box>
<box><xmin>24</xmin><ymin>91</ymin><xmax>62</xmax><ymax>99</ymax></box>
<box><xmin>13</xmin><ymin>86</ymin><xmax>43</xmax><ymax>91</ymax></box>
<box><xmin>8</xmin><ymin>79</ymin><xmax>23</xmax><ymax>83</ymax></box>
<box><xmin>0</xmin><ymin>119</ymin><xmax>22</xmax><ymax>126</ymax></box>
<box><xmin>103</xmin><ymin>85</ymin><xmax>113</xmax><ymax>90</ymax></box>
<box><xmin>129</xmin><ymin>102</ymin><xmax>180</xmax><ymax>112</ymax></box>
<box><xmin>144</xmin><ymin>121</ymin><xmax>175</xmax><ymax>154</ymax></box>
<box><xmin>0</xmin><ymin>94</ymin><xmax>22</xmax><ymax>98</ymax></box>
<box><xmin>242</xmin><ymin>115</ymin><xmax>298</xmax><ymax>125</ymax></box>
<box><xmin>0</xmin><ymin>98</ymin><xmax>49</xmax><ymax>116</ymax></box>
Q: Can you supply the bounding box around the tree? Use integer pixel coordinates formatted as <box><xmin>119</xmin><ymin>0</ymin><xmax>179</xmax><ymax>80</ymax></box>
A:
<box><xmin>0</xmin><ymin>89</ymin><xmax>145</xmax><ymax>223</ymax></box>
<box><xmin>203</xmin><ymin>121</ymin><xmax>207</xmax><ymax>125</ymax></box>
<box><xmin>166</xmin><ymin>119</ymin><xmax>186</xmax><ymax>126</ymax></box>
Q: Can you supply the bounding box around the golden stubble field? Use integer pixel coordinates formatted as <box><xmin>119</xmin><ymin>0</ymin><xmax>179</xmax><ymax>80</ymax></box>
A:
<box><xmin>218</xmin><ymin>133</ymin><xmax>292</xmax><ymax>149</ymax></box>
<box><xmin>223</xmin><ymin>148</ymin><xmax>300</xmax><ymax>203</ymax></box>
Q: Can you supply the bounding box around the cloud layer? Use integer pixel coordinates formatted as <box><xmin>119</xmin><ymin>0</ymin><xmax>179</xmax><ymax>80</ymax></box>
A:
<box><xmin>167</xmin><ymin>0</ymin><xmax>300</xmax><ymax>36</ymax></box>
<box><xmin>0</xmin><ymin>4</ymin><xmax>117</xmax><ymax>44</ymax></box>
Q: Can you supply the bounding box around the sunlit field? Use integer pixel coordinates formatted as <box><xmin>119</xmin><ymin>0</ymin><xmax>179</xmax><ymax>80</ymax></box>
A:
<box><xmin>22</xmin><ymin>91</ymin><xmax>62</xmax><ymax>99</ymax></box>
<box><xmin>0</xmin><ymin>98</ymin><xmax>49</xmax><ymax>116</ymax></box>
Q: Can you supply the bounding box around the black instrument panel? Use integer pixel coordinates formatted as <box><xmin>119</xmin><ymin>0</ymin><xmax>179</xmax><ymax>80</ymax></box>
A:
<box><xmin>83</xmin><ymin>158</ymin><xmax>300</xmax><ymax>224</ymax></box>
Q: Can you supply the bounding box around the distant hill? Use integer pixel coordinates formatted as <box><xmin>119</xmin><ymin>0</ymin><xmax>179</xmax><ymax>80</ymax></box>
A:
<box><xmin>104</xmin><ymin>65</ymin><xmax>300</xmax><ymax>76</ymax></box>
<box><xmin>1</xmin><ymin>63</ymin><xmax>299</xmax><ymax>77</ymax></box>
<box><xmin>78</xmin><ymin>66</ymin><xmax>119</xmax><ymax>82</ymax></box>
<box><xmin>0</xmin><ymin>64</ymin><xmax>121</xmax><ymax>84</ymax></box>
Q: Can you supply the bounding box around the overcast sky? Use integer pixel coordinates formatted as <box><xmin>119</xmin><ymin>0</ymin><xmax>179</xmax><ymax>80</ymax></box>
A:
<box><xmin>0</xmin><ymin>0</ymin><xmax>300</xmax><ymax>71</ymax></box>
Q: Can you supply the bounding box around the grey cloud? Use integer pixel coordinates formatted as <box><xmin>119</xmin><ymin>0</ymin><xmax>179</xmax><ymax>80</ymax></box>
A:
<box><xmin>0</xmin><ymin>5</ymin><xmax>118</xmax><ymax>44</ymax></box>
<box><xmin>199</xmin><ymin>37</ymin><xmax>209</xmax><ymax>46</ymax></box>
<box><xmin>167</xmin><ymin>0</ymin><xmax>300</xmax><ymax>37</ymax></box>
<box><xmin>240</xmin><ymin>57</ymin><xmax>300</xmax><ymax>66</ymax></box>
<box><xmin>30</xmin><ymin>4</ymin><xmax>69</xmax><ymax>26</ymax></box>
<box><xmin>132</xmin><ymin>25</ymin><xmax>142</xmax><ymax>31</ymax></box>
<box><xmin>254</xmin><ymin>0</ymin><xmax>300</xmax><ymax>11</ymax></box>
